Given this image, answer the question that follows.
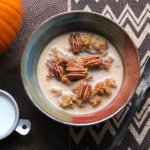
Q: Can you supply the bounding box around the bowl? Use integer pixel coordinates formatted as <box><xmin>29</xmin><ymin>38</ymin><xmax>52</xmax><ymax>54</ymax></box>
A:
<box><xmin>21</xmin><ymin>11</ymin><xmax>140</xmax><ymax>126</ymax></box>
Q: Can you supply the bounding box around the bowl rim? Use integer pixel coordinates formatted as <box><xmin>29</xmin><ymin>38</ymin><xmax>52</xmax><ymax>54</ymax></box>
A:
<box><xmin>21</xmin><ymin>10</ymin><xmax>140</xmax><ymax>126</ymax></box>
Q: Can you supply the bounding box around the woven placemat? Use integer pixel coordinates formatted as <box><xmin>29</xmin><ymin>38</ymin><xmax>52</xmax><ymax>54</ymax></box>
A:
<box><xmin>0</xmin><ymin>1</ymin><xmax>68</xmax><ymax>150</ymax></box>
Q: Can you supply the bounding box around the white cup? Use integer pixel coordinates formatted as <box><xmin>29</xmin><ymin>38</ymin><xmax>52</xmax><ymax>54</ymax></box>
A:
<box><xmin>0</xmin><ymin>90</ymin><xmax>31</xmax><ymax>140</ymax></box>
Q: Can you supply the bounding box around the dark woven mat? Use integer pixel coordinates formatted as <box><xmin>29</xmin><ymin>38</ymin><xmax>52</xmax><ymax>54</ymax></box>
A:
<box><xmin>0</xmin><ymin>0</ymin><xmax>149</xmax><ymax>150</ymax></box>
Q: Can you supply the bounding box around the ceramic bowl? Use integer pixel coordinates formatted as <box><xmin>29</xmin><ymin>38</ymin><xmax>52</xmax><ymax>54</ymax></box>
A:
<box><xmin>21</xmin><ymin>11</ymin><xmax>140</xmax><ymax>126</ymax></box>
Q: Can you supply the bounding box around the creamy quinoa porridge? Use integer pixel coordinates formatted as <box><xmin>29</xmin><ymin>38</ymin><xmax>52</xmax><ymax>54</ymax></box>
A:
<box><xmin>37</xmin><ymin>32</ymin><xmax>123</xmax><ymax>114</ymax></box>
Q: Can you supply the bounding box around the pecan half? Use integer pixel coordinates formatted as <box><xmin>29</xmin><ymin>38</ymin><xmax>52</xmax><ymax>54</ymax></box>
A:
<box><xmin>69</xmin><ymin>33</ymin><xmax>82</xmax><ymax>54</ymax></box>
<box><xmin>78</xmin><ymin>82</ymin><xmax>92</xmax><ymax>101</ymax></box>
<box><xmin>47</xmin><ymin>60</ymin><xmax>64</xmax><ymax>80</ymax></box>
<box><xmin>66</xmin><ymin>66</ymin><xmax>87</xmax><ymax>80</ymax></box>
<box><xmin>82</xmin><ymin>55</ymin><xmax>102</xmax><ymax>68</ymax></box>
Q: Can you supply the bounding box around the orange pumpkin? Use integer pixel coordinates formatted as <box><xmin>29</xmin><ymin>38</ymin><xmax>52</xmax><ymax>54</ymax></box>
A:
<box><xmin>0</xmin><ymin>0</ymin><xmax>23</xmax><ymax>55</ymax></box>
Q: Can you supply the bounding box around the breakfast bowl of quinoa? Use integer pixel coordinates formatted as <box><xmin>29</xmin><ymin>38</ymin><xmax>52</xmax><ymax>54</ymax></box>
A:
<box><xmin>21</xmin><ymin>11</ymin><xmax>140</xmax><ymax>125</ymax></box>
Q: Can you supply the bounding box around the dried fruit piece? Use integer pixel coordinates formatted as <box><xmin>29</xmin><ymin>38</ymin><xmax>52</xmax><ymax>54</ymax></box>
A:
<box><xmin>66</xmin><ymin>66</ymin><xmax>87</xmax><ymax>80</ymax></box>
<box><xmin>82</xmin><ymin>55</ymin><xmax>102</xmax><ymax>68</ymax></box>
<box><xmin>78</xmin><ymin>82</ymin><xmax>92</xmax><ymax>101</ymax></box>
<box><xmin>69</xmin><ymin>33</ymin><xmax>82</xmax><ymax>54</ymax></box>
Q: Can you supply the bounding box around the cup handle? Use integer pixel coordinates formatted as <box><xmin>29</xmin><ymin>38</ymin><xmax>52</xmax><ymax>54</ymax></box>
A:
<box><xmin>15</xmin><ymin>119</ymin><xmax>31</xmax><ymax>135</ymax></box>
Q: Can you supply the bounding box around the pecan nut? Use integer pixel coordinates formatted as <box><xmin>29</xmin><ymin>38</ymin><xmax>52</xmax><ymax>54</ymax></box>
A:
<box><xmin>78</xmin><ymin>82</ymin><xmax>92</xmax><ymax>101</ymax></box>
<box><xmin>69</xmin><ymin>33</ymin><xmax>82</xmax><ymax>54</ymax></box>
<box><xmin>66</xmin><ymin>66</ymin><xmax>87</xmax><ymax>80</ymax></box>
<box><xmin>82</xmin><ymin>55</ymin><xmax>102</xmax><ymax>68</ymax></box>
<box><xmin>47</xmin><ymin>60</ymin><xmax>64</xmax><ymax>80</ymax></box>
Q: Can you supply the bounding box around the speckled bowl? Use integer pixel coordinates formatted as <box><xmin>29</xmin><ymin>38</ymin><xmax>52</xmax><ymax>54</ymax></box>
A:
<box><xmin>21</xmin><ymin>11</ymin><xmax>140</xmax><ymax>126</ymax></box>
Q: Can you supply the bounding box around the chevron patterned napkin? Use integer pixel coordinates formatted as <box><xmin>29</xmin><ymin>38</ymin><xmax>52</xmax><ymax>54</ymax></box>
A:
<box><xmin>68</xmin><ymin>1</ymin><xmax>150</xmax><ymax>150</ymax></box>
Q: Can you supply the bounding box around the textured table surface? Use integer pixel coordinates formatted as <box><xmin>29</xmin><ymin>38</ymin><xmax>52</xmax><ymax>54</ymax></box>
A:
<box><xmin>0</xmin><ymin>0</ymin><xmax>149</xmax><ymax>150</ymax></box>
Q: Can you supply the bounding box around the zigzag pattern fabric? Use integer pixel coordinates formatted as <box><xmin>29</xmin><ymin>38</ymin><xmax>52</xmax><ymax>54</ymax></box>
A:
<box><xmin>68</xmin><ymin>0</ymin><xmax>150</xmax><ymax>149</ymax></box>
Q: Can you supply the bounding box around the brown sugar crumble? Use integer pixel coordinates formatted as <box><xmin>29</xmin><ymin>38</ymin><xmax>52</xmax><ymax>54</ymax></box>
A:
<box><xmin>84</xmin><ymin>73</ymin><xmax>93</xmax><ymax>82</ymax></box>
<box><xmin>89</xmin><ymin>96</ymin><xmax>102</xmax><ymax>107</ymax></box>
<box><xmin>81</xmin><ymin>33</ymin><xmax>92</xmax><ymax>48</ymax></box>
<box><xmin>60</xmin><ymin>94</ymin><xmax>74</xmax><ymax>108</ymax></box>
<box><xmin>51</xmin><ymin>88</ymin><xmax>62</xmax><ymax>97</ymax></box>
<box><xmin>94</xmin><ymin>78</ymin><xmax>117</xmax><ymax>96</ymax></box>
<box><xmin>45</xmin><ymin>32</ymin><xmax>118</xmax><ymax>109</ymax></box>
